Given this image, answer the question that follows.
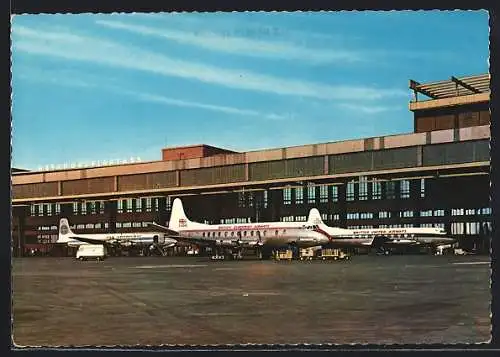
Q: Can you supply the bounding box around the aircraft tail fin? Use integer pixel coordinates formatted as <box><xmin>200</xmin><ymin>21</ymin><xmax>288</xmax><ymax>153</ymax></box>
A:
<box><xmin>307</xmin><ymin>208</ymin><xmax>324</xmax><ymax>225</ymax></box>
<box><xmin>169</xmin><ymin>198</ymin><xmax>191</xmax><ymax>230</ymax></box>
<box><xmin>57</xmin><ymin>218</ymin><xmax>74</xmax><ymax>243</ymax></box>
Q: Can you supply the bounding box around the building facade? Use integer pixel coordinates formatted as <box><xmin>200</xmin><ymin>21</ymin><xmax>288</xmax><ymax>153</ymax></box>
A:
<box><xmin>11</xmin><ymin>74</ymin><xmax>491</xmax><ymax>256</ymax></box>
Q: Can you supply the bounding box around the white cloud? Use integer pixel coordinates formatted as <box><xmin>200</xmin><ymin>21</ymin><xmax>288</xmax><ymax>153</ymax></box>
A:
<box><xmin>338</xmin><ymin>103</ymin><xmax>401</xmax><ymax>114</ymax></box>
<box><xmin>95</xmin><ymin>19</ymin><xmax>364</xmax><ymax>65</ymax></box>
<box><xmin>15</xmin><ymin>67</ymin><xmax>288</xmax><ymax>121</ymax></box>
<box><xmin>12</xmin><ymin>25</ymin><xmax>407</xmax><ymax>102</ymax></box>
<box><xmin>128</xmin><ymin>92</ymin><xmax>288</xmax><ymax>120</ymax></box>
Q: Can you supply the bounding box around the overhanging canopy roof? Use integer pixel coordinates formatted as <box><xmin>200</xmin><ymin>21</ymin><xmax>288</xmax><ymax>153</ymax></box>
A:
<box><xmin>410</xmin><ymin>73</ymin><xmax>490</xmax><ymax>101</ymax></box>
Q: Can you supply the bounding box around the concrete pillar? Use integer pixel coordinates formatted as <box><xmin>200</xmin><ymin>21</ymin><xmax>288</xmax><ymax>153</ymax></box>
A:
<box><xmin>337</xmin><ymin>181</ymin><xmax>347</xmax><ymax>228</ymax></box>
<box><xmin>106</xmin><ymin>200</ymin><xmax>117</xmax><ymax>232</ymax></box>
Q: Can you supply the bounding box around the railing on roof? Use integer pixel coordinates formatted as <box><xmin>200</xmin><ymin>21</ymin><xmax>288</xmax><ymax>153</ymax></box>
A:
<box><xmin>409</xmin><ymin>73</ymin><xmax>490</xmax><ymax>101</ymax></box>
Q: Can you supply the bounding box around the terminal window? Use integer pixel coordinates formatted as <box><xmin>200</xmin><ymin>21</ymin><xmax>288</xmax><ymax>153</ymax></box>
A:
<box><xmin>248</xmin><ymin>192</ymin><xmax>254</xmax><ymax>207</ymax></box>
<box><xmin>238</xmin><ymin>192</ymin><xmax>246</xmax><ymax>207</ymax></box>
<box><xmin>420</xmin><ymin>210</ymin><xmax>433</xmax><ymax>217</ymax></box>
<box><xmin>135</xmin><ymin>198</ymin><xmax>142</xmax><ymax>212</ymax></box>
<box><xmin>165</xmin><ymin>196</ymin><xmax>172</xmax><ymax>211</ymax></box>
<box><xmin>420</xmin><ymin>178</ymin><xmax>426</xmax><ymax>198</ymax></box>
<box><xmin>452</xmin><ymin>208</ymin><xmax>465</xmax><ymax>216</ymax></box>
<box><xmin>434</xmin><ymin>209</ymin><xmax>445</xmax><ymax>216</ymax></box>
<box><xmin>400</xmin><ymin>180</ymin><xmax>410</xmax><ymax>199</ymax></box>
<box><xmin>295</xmin><ymin>187</ymin><xmax>304</xmax><ymax>204</ymax></box>
<box><xmin>451</xmin><ymin>222</ymin><xmax>464</xmax><ymax>235</ymax></box>
<box><xmin>346</xmin><ymin>181</ymin><xmax>355</xmax><ymax>201</ymax></box>
<box><xmin>35</xmin><ymin>204</ymin><xmax>43</xmax><ymax>216</ymax></box>
<box><xmin>126</xmin><ymin>199</ymin><xmax>133</xmax><ymax>213</ymax></box>
<box><xmin>358</xmin><ymin>176</ymin><xmax>368</xmax><ymax>201</ymax></box>
<box><xmin>263</xmin><ymin>191</ymin><xmax>268</xmax><ymax>208</ymax></box>
<box><xmin>319</xmin><ymin>185</ymin><xmax>328</xmax><ymax>203</ymax></box>
<box><xmin>385</xmin><ymin>181</ymin><xmax>396</xmax><ymax>200</ymax></box>
<box><xmin>150</xmin><ymin>198</ymin><xmax>159</xmax><ymax>212</ymax></box>
<box><xmin>332</xmin><ymin>186</ymin><xmax>339</xmax><ymax>202</ymax></box>
<box><xmin>44</xmin><ymin>204</ymin><xmax>52</xmax><ymax>216</ymax></box>
<box><xmin>482</xmin><ymin>207</ymin><xmax>492</xmax><ymax>215</ymax></box>
<box><xmin>379</xmin><ymin>211</ymin><xmax>391</xmax><ymax>219</ymax></box>
<box><xmin>283</xmin><ymin>188</ymin><xmax>292</xmax><ymax>205</ymax></box>
<box><xmin>400</xmin><ymin>210</ymin><xmax>414</xmax><ymax>218</ymax></box>
<box><xmin>372</xmin><ymin>180</ymin><xmax>382</xmax><ymax>200</ymax></box>
<box><xmin>465</xmin><ymin>222</ymin><xmax>480</xmax><ymax>235</ymax></box>
<box><xmin>307</xmin><ymin>184</ymin><xmax>316</xmax><ymax>204</ymax></box>
<box><xmin>87</xmin><ymin>201</ymin><xmax>96</xmax><ymax>215</ymax></box>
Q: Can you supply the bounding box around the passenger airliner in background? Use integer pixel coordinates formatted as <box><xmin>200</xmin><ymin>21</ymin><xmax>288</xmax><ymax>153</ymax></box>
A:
<box><xmin>56</xmin><ymin>218</ymin><xmax>177</xmax><ymax>255</ymax></box>
<box><xmin>307</xmin><ymin>209</ymin><xmax>456</xmax><ymax>252</ymax></box>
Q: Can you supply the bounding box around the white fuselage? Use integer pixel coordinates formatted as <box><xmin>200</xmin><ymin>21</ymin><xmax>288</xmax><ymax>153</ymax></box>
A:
<box><xmin>174</xmin><ymin>221</ymin><xmax>330</xmax><ymax>248</ymax></box>
<box><xmin>60</xmin><ymin>232</ymin><xmax>176</xmax><ymax>247</ymax></box>
<box><xmin>338</xmin><ymin>227</ymin><xmax>455</xmax><ymax>246</ymax></box>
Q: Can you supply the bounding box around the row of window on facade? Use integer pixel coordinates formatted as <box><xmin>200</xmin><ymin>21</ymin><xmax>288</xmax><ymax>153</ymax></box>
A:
<box><xmin>280</xmin><ymin>208</ymin><xmax>490</xmax><ymax>222</ymax></box>
<box><xmin>29</xmin><ymin>198</ymin><xmax>167</xmax><ymax>217</ymax></box>
<box><xmin>281</xmin><ymin>178</ymin><xmax>425</xmax><ymax>205</ymax></box>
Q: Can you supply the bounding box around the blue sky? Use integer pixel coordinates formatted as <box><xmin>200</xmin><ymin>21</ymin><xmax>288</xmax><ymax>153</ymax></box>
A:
<box><xmin>11</xmin><ymin>11</ymin><xmax>489</xmax><ymax>170</ymax></box>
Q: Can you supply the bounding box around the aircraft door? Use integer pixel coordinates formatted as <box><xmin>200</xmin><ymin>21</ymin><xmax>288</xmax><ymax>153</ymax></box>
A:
<box><xmin>256</xmin><ymin>230</ymin><xmax>262</xmax><ymax>243</ymax></box>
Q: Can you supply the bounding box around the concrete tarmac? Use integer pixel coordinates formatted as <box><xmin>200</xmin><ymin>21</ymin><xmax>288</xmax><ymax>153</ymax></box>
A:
<box><xmin>12</xmin><ymin>255</ymin><xmax>491</xmax><ymax>347</ymax></box>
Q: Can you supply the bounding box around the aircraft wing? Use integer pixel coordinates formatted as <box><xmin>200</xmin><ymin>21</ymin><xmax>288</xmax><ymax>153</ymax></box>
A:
<box><xmin>145</xmin><ymin>222</ymin><xmax>180</xmax><ymax>237</ymax></box>
<box><xmin>68</xmin><ymin>236</ymin><xmax>113</xmax><ymax>245</ymax></box>
<box><xmin>173</xmin><ymin>236</ymin><xmax>216</xmax><ymax>247</ymax></box>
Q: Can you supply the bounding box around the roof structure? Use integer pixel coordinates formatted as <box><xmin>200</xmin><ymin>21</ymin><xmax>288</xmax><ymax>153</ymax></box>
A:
<box><xmin>409</xmin><ymin>73</ymin><xmax>490</xmax><ymax>101</ymax></box>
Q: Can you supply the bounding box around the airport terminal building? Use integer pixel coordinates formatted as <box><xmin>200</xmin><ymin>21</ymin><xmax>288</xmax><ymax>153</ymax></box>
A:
<box><xmin>11</xmin><ymin>73</ymin><xmax>491</xmax><ymax>256</ymax></box>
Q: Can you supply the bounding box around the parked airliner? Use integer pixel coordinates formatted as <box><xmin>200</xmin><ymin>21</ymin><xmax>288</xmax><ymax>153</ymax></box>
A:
<box><xmin>56</xmin><ymin>218</ymin><xmax>177</xmax><ymax>255</ymax></box>
<box><xmin>307</xmin><ymin>208</ymin><xmax>456</xmax><ymax>251</ymax></box>
<box><xmin>147</xmin><ymin>198</ymin><xmax>331</xmax><ymax>259</ymax></box>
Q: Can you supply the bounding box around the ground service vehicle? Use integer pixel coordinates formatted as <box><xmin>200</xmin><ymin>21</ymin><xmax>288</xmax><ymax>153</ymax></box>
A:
<box><xmin>76</xmin><ymin>244</ymin><xmax>107</xmax><ymax>261</ymax></box>
<box><xmin>273</xmin><ymin>249</ymin><xmax>293</xmax><ymax>261</ymax></box>
<box><xmin>319</xmin><ymin>248</ymin><xmax>350</xmax><ymax>261</ymax></box>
